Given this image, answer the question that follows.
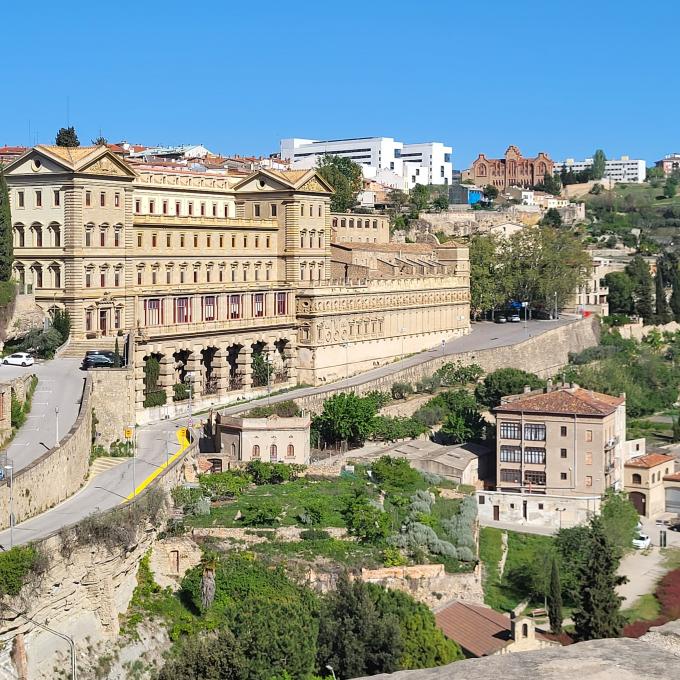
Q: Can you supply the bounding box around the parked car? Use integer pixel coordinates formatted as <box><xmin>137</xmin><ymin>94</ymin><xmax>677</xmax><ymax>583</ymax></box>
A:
<box><xmin>509</xmin><ymin>314</ymin><xmax>521</xmax><ymax>323</ymax></box>
<box><xmin>82</xmin><ymin>354</ymin><xmax>115</xmax><ymax>370</ymax></box>
<box><xmin>633</xmin><ymin>533</ymin><xmax>651</xmax><ymax>549</ymax></box>
<box><xmin>495</xmin><ymin>315</ymin><xmax>507</xmax><ymax>324</ymax></box>
<box><xmin>84</xmin><ymin>349</ymin><xmax>116</xmax><ymax>359</ymax></box>
<box><xmin>668</xmin><ymin>523</ymin><xmax>680</xmax><ymax>533</ymax></box>
<box><xmin>3</xmin><ymin>352</ymin><xmax>34</xmax><ymax>367</ymax></box>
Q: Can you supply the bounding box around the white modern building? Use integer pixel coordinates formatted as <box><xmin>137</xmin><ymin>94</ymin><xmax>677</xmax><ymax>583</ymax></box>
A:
<box><xmin>280</xmin><ymin>137</ymin><xmax>453</xmax><ymax>188</ymax></box>
<box><xmin>554</xmin><ymin>156</ymin><xmax>646</xmax><ymax>184</ymax></box>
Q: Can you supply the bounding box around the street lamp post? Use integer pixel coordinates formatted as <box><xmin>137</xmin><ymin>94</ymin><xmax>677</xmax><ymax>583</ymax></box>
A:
<box><xmin>186</xmin><ymin>371</ymin><xmax>194</xmax><ymax>430</ymax></box>
<box><xmin>326</xmin><ymin>665</ymin><xmax>337</xmax><ymax>680</ymax></box>
<box><xmin>55</xmin><ymin>406</ymin><xmax>59</xmax><ymax>446</ymax></box>
<box><xmin>400</xmin><ymin>326</ymin><xmax>406</xmax><ymax>359</ymax></box>
<box><xmin>4</xmin><ymin>463</ymin><xmax>13</xmax><ymax>548</ymax></box>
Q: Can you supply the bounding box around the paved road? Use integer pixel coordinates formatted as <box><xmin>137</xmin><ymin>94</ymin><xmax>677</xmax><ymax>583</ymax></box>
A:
<box><xmin>2</xmin><ymin>358</ymin><xmax>84</xmax><ymax>471</ymax></box>
<box><xmin>0</xmin><ymin>316</ymin><xmax>578</xmax><ymax>547</ymax></box>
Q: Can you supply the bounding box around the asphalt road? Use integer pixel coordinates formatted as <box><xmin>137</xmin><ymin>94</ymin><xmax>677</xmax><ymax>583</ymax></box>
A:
<box><xmin>0</xmin><ymin>316</ymin><xmax>578</xmax><ymax>547</ymax></box>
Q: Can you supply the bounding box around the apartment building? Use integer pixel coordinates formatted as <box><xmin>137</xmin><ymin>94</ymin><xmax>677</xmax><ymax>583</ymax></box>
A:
<box><xmin>4</xmin><ymin>144</ymin><xmax>470</xmax><ymax>410</ymax></box>
<box><xmin>280</xmin><ymin>136</ymin><xmax>453</xmax><ymax>188</ymax></box>
<box><xmin>555</xmin><ymin>156</ymin><xmax>647</xmax><ymax>184</ymax></box>
<box><xmin>564</xmin><ymin>256</ymin><xmax>609</xmax><ymax>316</ymax></box>
<box><xmin>655</xmin><ymin>153</ymin><xmax>680</xmax><ymax>178</ymax></box>
<box><xmin>476</xmin><ymin>382</ymin><xmax>642</xmax><ymax>529</ymax></box>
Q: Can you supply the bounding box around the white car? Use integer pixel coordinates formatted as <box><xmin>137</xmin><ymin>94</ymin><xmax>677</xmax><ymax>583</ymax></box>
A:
<box><xmin>633</xmin><ymin>533</ymin><xmax>651</xmax><ymax>550</ymax></box>
<box><xmin>3</xmin><ymin>352</ymin><xmax>34</xmax><ymax>367</ymax></box>
<box><xmin>509</xmin><ymin>314</ymin><xmax>521</xmax><ymax>323</ymax></box>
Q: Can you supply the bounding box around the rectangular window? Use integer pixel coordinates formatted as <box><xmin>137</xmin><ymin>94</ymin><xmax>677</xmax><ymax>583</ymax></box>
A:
<box><xmin>135</xmin><ymin>199</ymin><xmax>140</xmax><ymax>213</ymax></box>
<box><xmin>85</xmin><ymin>310</ymin><xmax>92</xmax><ymax>331</ymax></box>
<box><xmin>524</xmin><ymin>470</ymin><xmax>546</xmax><ymax>486</ymax></box>
<box><xmin>85</xmin><ymin>272</ymin><xmax>91</xmax><ymax>287</ymax></box>
<box><xmin>18</xmin><ymin>191</ymin><xmax>24</xmax><ymax>208</ymax></box>
<box><xmin>100</xmin><ymin>272</ymin><xmax>106</xmax><ymax>287</ymax></box>
<box><xmin>149</xmin><ymin>200</ymin><xmax>155</xmax><ymax>214</ymax></box>
<box><xmin>219</xmin><ymin>235</ymin><xmax>224</xmax><ymax>248</ymax></box>
<box><xmin>152</xmin><ymin>271</ymin><xmax>157</xmax><ymax>285</ymax></box>
<box><xmin>500</xmin><ymin>421</ymin><xmax>521</xmax><ymax>439</ymax></box>
<box><xmin>500</xmin><ymin>468</ymin><xmax>522</xmax><ymax>484</ymax></box>
<box><xmin>152</xmin><ymin>233</ymin><xmax>157</xmax><ymax>247</ymax></box>
<box><xmin>276</xmin><ymin>291</ymin><xmax>287</xmax><ymax>315</ymax></box>
<box><xmin>114</xmin><ymin>271</ymin><xmax>120</xmax><ymax>287</ymax></box>
<box><xmin>100</xmin><ymin>192</ymin><xmax>106</xmax><ymax>207</ymax></box>
<box><xmin>560</xmin><ymin>426</ymin><xmax>567</xmax><ymax>436</ymax></box>
<box><xmin>200</xmin><ymin>203</ymin><xmax>206</xmax><ymax>216</ymax></box>
<box><xmin>585</xmin><ymin>452</ymin><xmax>593</xmax><ymax>465</ymax></box>
<box><xmin>266</xmin><ymin>236</ymin><xmax>271</xmax><ymax>248</ymax></box>
<box><xmin>86</xmin><ymin>191</ymin><xmax>92</xmax><ymax>207</ymax></box>
<box><xmin>137</xmin><ymin>271</ymin><xmax>142</xmax><ymax>285</ymax></box>
<box><xmin>85</xmin><ymin>231</ymin><xmax>92</xmax><ymax>247</ymax></box>
<box><xmin>144</xmin><ymin>298</ymin><xmax>162</xmax><ymax>326</ymax></box>
<box><xmin>560</xmin><ymin>472</ymin><xmax>568</xmax><ymax>480</ymax></box>
<box><xmin>114</xmin><ymin>230</ymin><xmax>121</xmax><ymax>247</ymax></box>
<box><xmin>114</xmin><ymin>308</ymin><xmax>121</xmax><ymax>328</ymax></box>
<box><xmin>203</xmin><ymin>295</ymin><xmax>217</xmax><ymax>321</ymax></box>
<box><xmin>585</xmin><ymin>429</ymin><xmax>593</xmax><ymax>442</ymax></box>
<box><xmin>162</xmin><ymin>200</ymin><xmax>168</xmax><ymax>214</ymax></box>
<box><xmin>231</xmin><ymin>235</ymin><xmax>236</xmax><ymax>248</ymax></box>
<box><xmin>188</xmin><ymin>202</ymin><xmax>193</xmax><ymax>216</ymax></box>
<box><xmin>499</xmin><ymin>446</ymin><xmax>521</xmax><ymax>463</ymax></box>
<box><xmin>585</xmin><ymin>475</ymin><xmax>593</xmax><ymax>487</ymax></box>
<box><xmin>193</xmin><ymin>270</ymin><xmax>198</xmax><ymax>283</ymax></box>
<box><xmin>53</xmin><ymin>190</ymin><xmax>60</xmax><ymax>207</ymax></box>
<box><xmin>560</xmin><ymin>448</ymin><xmax>567</xmax><ymax>458</ymax></box>
<box><xmin>524</xmin><ymin>423</ymin><xmax>546</xmax><ymax>441</ymax></box>
<box><xmin>166</xmin><ymin>234</ymin><xmax>171</xmax><ymax>247</ymax></box>
<box><xmin>175</xmin><ymin>202</ymin><xmax>181</xmax><ymax>216</ymax></box>
<box><xmin>224</xmin><ymin>205</ymin><xmax>228</xmax><ymax>217</ymax></box>
<box><xmin>207</xmin><ymin>235</ymin><xmax>211</xmax><ymax>248</ymax></box>
<box><xmin>229</xmin><ymin>294</ymin><xmax>241</xmax><ymax>319</ymax></box>
<box><xmin>115</xmin><ymin>193</ymin><xmax>120</xmax><ymax>207</ymax></box>
<box><xmin>100</xmin><ymin>231</ymin><xmax>105</xmax><ymax>247</ymax></box>
<box><xmin>36</xmin><ymin>190</ymin><xmax>42</xmax><ymax>207</ymax></box>
<box><xmin>253</xmin><ymin>293</ymin><xmax>264</xmax><ymax>318</ymax></box>
<box><xmin>270</xmin><ymin>204</ymin><xmax>277</xmax><ymax>217</ymax></box>
<box><xmin>524</xmin><ymin>447</ymin><xmax>546</xmax><ymax>465</ymax></box>
<box><xmin>254</xmin><ymin>204</ymin><xmax>261</xmax><ymax>217</ymax></box>
<box><xmin>137</xmin><ymin>233</ymin><xmax>142</xmax><ymax>247</ymax></box>
<box><xmin>166</xmin><ymin>270</ymin><xmax>171</xmax><ymax>284</ymax></box>
<box><xmin>212</xmin><ymin>203</ymin><xmax>217</xmax><ymax>217</ymax></box>
<box><xmin>174</xmin><ymin>297</ymin><xmax>190</xmax><ymax>323</ymax></box>
<box><xmin>180</xmin><ymin>270</ymin><xmax>185</xmax><ymax>284</ymax></box>
<box><xmin>180</xmin><ymin>234</ymin><xmax>185</xmax><ymax>247</ymax></box>
<box><xmin>194</xmin><ymin>234</ymin><xmax>198</xmax><ymax>247</ymax></box>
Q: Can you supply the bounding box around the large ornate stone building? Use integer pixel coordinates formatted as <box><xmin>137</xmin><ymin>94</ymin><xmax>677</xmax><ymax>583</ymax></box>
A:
<box><xmin>470</xmin><ymin>145</ymin><xmax>554</xmax><ymax>190</ymax></box>
<box><xmin>4</xmin><ymin>145</ymin><xmax>470</xmax><ymax>411</ymax></box>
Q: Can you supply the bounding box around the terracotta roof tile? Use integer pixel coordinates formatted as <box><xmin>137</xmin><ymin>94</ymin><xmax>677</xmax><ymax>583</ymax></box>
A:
<box><xmin>37</xmin><ymin>144</ymin><xmax>98</xmax><ymax>164</ymax></box>
<box><xmin>664</xmin><ymin>471</ymin><xmax>680</xmax><ymax>481</ymax></box>
<box><xmin>495</xmin><ymin>387</ymin><xmax>624</xmax><ymax>417</ymax></box>
<box><xmin>626</xmin><ymin>453</ymin><xmax>675</xmax><ymax>469</ymax></box>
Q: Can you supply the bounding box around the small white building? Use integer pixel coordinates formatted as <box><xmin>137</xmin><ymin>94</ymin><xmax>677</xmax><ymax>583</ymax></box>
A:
<box><xmin>555</xmin><ymin>156</ymin><xmax>646</xmax><ymax>183</ymax></box>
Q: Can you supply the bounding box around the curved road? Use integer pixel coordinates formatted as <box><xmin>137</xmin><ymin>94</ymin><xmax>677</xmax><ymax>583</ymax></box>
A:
<box><xmin>0</xmin><ymin>317</ymin><xmax>577</xmax><ymax>547</ymax></box>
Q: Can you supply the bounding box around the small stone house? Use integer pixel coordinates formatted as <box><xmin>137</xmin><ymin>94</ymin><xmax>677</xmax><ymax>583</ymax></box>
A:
<box><xmin>625</xmin><ymin>453</ymin><xmax>677</xmax><ymax>517</ymax></box>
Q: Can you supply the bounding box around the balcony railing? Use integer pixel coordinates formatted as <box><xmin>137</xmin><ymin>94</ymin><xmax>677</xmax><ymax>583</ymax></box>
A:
<box><xmin>134</xmin><ymin>215</ymin><xmax>277</xmax><ymax>228</ymax></box>
<box><xmin>141</xmin><ymin>313</ymin><xmax>296</xmax><ymax>338</ymax></box>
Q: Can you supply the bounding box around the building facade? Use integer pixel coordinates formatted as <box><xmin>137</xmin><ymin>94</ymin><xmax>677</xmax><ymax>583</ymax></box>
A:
<box><xmin>624</xmin><ymin>453</ymin><xmax>676</xmax><ymax>517</ymax></box>
<box><xmin>656</xmin><ymin>154</ymin><xmax>680</xmax><ymax>177</ymax></box>
<box><xmin>564</xmin><ymin>256</ymin><xmax>609</xmax><ymax>317</ymax></box>
<box><xmin>330</xmin><ymin>213</ymin><xmax>390</xmax><ymax>244</ymax></box>
<box><xmin>555</xmin><ymin>156</ymin><xmax>646</xmax><ymax>184</ymax></box>
<box><xmin>280</xmin><ymin>137</ymin><xmax>453</xmax><ymax>188</ymax></box>
<box><xmin>5</xmin><ymin>145</ymin><xmax>470</xmax><ymax>411</ymax></box>
<box><xmin>470</xmin><ymin>146</ymin><xmax>554</xmax><ymax>191</ymax></box>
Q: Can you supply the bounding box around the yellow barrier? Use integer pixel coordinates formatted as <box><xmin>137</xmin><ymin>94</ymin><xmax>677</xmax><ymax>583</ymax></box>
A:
<box><xmin>125</xmin><ymin>427</ymin><xmax>191</xmax><ymax>501</ymax></box>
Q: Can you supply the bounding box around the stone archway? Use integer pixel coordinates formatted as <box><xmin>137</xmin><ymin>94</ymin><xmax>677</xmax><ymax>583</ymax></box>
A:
<box><xmin>201</xmin><ymin>347</ymin><xmax>218</xmax><ymax>395</ymax></box>
<box><xmin>273</xmin><ymin>339</ymin><xmax>289</xmax><ymax>384</ymax></box>
<box><xmin>629</xmin><ymin>491</ymin><xmax>647</xmax><ymax>516</ymax></box>
<box><xmin>227</xmin><ymin>344</ymin><xmax>243</xmax><ymax>390</ymax></box>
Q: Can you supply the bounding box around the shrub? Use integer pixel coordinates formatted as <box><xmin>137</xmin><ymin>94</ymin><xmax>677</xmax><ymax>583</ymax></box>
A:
<box><xmin>412</xmin><ymin>404</ymin><xmax>447</xmax><ymax>428</ymax></box>
<box><xmin>0</xmin><ymin>280</ymin><xmax>16</xmax><ymax>308</ymax></box>
<box><xmin>0</xmin><ymin>546</ymin><xmax>40</xmax><ymax>597</ymax></box>
<box><xmin>457</xmin><ymin>546</ymin><xmax>476</xmax><ymax>562</ymax></box>
<box><xmin>247</xmin><ymin>400</ymin><xmax>301</xmax><ymax>418</ymax></box>
<box><xmin>382</xmin><ymin>546</ymin><xmax>408</xmax><ymax>567</ymax></box>
<box><xmin>11</xmin><ymin>393</ymin><xmax>25</xmax><ymax>429</ymax></box>
<box><xmin>19</xmin><ymin>327</ymin><xmax>63</xmax><ymax>359</ymax></box>
<box><xmin>344</xmin><ymin>498</ymin><xmax>391</xmax><ymax>543</ymax></box>
<box><xmin>300</xmin><ymin>528</ymin><xmax>331</xmax><ymax>541</ymax></box>
<box><xmin>371</xmin><ymin>456</ymin><xmax>424</xmax><ymax>491</ymax></box>
<box><xmin>144</xmin><ymin>390</ymin><xmax>167</xmax><ymax>408</ymax></box>
<box><xmin>173</xmin><ymin>382</ymin><xmax>189</xmax><ymax>401</ymax></box>
<box><xmin>391</xmin><ymin>382</ymin><xmax>414</xmax><ymax>400</ymax></box>
<box><xmin>435</xmin><ymin>361</ymin><xmax>484</xmax><ymax>387</ymax></box>
<box><xmin>199</xmin><ymin>471</ymin><xmax>251</xmax><ymax>499</ymax></box>
<box><xmin>245</xmin><ymin>460</ymin><xmax>305</xmax><ymax>485</ymax></box>
<box><xmin>51</xmin><ymin>307</ymin><xmax>71</xmax><ymax>342</ymax></box>
<box><xmin>475</xmin><ymin>368</ymin><xmax>545</xmax><ymax>408</ymax></box>
<box><xmin>364</xmin><ymin>390</ymin><xmax>391</xmax><ymax>409</ymax></box>
<box><xmin>109</xmin><ymin>439</ymin><xmax>133</xmax><ymax>457</ymax></box>
<box><xmin>415</xmin><ymin>375</ymin><xmax>441</xmax><ymax>394</ymax></box>
<box><xmin>241</xmin><ymin>500</ymin><xmax>282</xmax><ymax>527</ymax></box>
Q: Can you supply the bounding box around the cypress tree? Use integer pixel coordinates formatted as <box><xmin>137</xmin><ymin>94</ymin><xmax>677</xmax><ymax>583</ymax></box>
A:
<box><xmin>655</xmin><ymin>268</ymin><xmax>672</xmax><ymax>323</ymax></box>
<box><xmin>547</xmin><ymin>555</ymin><xmax>563</xmax><ymax>634</ymax></box>
<box><xmin>572</xmin><ymin>517</ymin><xmax>626</xmax><ymax>641</ymax></box>
<box><xmin>0</xmin><ymin>167</ymin><xmax>13</xmax><ymax>282</ymax></box>
<box><xmin>55</xmin><ymin>126</ymin><xmax>80</xmax><ymax>147</ymax></box>
<box><xmin>670</xmin><ymin>272</ymin><xmax>680</xmax><ymax>322</ymax></box>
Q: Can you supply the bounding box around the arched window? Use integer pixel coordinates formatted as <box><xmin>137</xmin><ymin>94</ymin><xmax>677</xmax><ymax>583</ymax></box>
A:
<box><xmin>230</xmin><ymin>442</ymin><xmax>237</xmax><ymax>458</ymax></box>
<box><xmin>270</xmin><ymin>444</ymin><xmax>278</xmax><ymax>461</ymax></box>
<box><xmin>477</xmin><ymin>164</ymin><xmax>487</xmax><ymax>176</ymax></box>
<box><xmin>287</xmin><ymin>444</ymin><xmax>295</xmax><ymax>458</ymax></box>
<box><xmin>252</xmin><ymin>445</ymin><xmax>260</xmax><ymax>458</ymax></box>
<box><xmin>632</xmin><ymin>473</ymin><xmax>642</xmax><ymax>485</ymax></box>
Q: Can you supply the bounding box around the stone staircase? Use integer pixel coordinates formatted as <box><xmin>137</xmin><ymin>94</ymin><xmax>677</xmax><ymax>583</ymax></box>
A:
<box><xmin>59</xmin><ymin>337</ymin><xmax>120</xmax><ymax>359</ymax></box>
<box><xmin>88</xmin><ymin>456</ymin><xmax>127</xmax><ymax>480</ymax></box>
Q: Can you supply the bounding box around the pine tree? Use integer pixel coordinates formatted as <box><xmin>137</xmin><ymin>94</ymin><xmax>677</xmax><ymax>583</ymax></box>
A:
<box><xmin>655</xmin><ymin>268</ymin><xmax>672</xmax><ymax>323</ymax></box>
<box><xmin>0</xmin><ymin>168</ymin><xmax>13</xmax><ymax>281</ymax></box>
<box><xmin>572</xmin><ymin>517</ymin><xmax>626</xmax><ymax>641</ymax></box>
<box><xmin>55</xmin><ymin>126</ymin><xmax>80</xmax><ymax>147</ymax></box>
<box><xmin>547</xmin><ymin>555</ymin><xmax>563</xmax><ymax>634</ymax></box>
<box><xmin>670</xmin><ymin>272</ymin><xmax>680</xmax><ymax>322</ymax></box>
<box><xmin>113</xmin><ymin>337</ymin><xmax>121</xmax><ymax>367</ymax></box>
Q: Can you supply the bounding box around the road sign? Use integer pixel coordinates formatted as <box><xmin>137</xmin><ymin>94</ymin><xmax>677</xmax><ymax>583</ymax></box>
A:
<box><xmin>124</xmin><ymin>427</ymin><xmax>134</xmax><ymax>439</ymax></box>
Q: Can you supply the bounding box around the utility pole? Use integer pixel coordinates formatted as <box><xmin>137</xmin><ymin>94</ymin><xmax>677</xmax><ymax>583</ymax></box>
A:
<box><xmin>4</xmin><ymin>462</ymin><xmax>13</xmax><ymax>548</ymax></box>
<box><xmin>55</xmin><ymin>406</ymin><xmax>59</xmax><ymax>446</ymax></box>
<box><xmin>132</xmin><ymin>427</ymin><xmax>137</xmax><ymax>498</ymax></box>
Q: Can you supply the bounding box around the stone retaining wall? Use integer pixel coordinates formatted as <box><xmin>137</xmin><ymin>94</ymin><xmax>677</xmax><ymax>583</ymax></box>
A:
<box><xmin>0</xmin><ymin>376</ymin><xmax>92</xmax><ymax>530</ymax></box>
<box><xmin>294</xmin><ymin>316</ymin><xmax>600</xmax><ymax>413</ymax></box>
<box><xmin>89</xmin><ymin>366</ymin><xmax>136</xmax><ymax>448</ymax></box>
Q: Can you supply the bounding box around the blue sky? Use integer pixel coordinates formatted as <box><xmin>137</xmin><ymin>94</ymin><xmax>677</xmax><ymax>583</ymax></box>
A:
<box><xmin>2</xmin><ymin>0</ymin><xmax>677</xmax><ymax>167</ymax></box>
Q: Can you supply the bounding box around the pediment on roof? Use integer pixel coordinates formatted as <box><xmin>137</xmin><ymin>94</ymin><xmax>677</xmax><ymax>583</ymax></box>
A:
<box><xmin>297</xmin><ymin>173</ymin><xmax>334</xmax><ymax>194</ymax></box>
<box><xmin>232</xmin><ymin>170</ymin><xmax>295</xmax><ymax>193</ymax></box>
<box><xmin>79</xmin><ymin>150</ymin><xmax>136</xmax><ymax>178</ymax></box>
<box><xmin>2</xmin><ymin>149</ymin><xmax>73</xmax><ymax>176</ymax></box>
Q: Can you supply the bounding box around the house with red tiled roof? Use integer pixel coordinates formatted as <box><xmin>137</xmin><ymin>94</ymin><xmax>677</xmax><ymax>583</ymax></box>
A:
<box><xmin>435</xmin><ymin>601</ymin><xmax>557</xmax><ymax>658</ymax></box>
<box><xmin>625</xmin><ymin>452</ymin><xmax>676</xmax><ymax>517</ymax></box>
<box><xmin>477</xmin><ymin>381</ymin><xmax>646</xmax><ymax>530</ymax></box>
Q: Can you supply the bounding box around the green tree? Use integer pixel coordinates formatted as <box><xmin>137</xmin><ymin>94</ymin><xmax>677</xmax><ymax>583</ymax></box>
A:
<box><xmin>541</xmin><ymin>208</ymin><xmax>563</xmax><ymax>228</ymax></box>
<box><xmin>483</xmin><ymin>184</ymin><xmax>499</xmax><ymax>200</ymax></box>
<box><xmin>599</xmin><ymin>490</ymin><xmax>639</xmax><ymax>557</ymax></box>
<box><xmin>663</xmin><ymin>177</ymin><xmax>678</xmax><ymax>199</ymax></box>
<box><xmin>572</xmin><ymin>517</ymin><xmax>626</xmax><ymax>641</ymax></box>
<box><xmin>432</xmin><ymin>194</ymin><xmax>449</xmax><ymax>212</ymax></box>
<box><xmin>534</xmin><ymin>172</ymin><xmax>562</xmax><ymax>196</ymax></box>
<box><xmin>368</xmin><ymin>585</ymin><xmax>463</xmax><ymax>669</ymax></box>
<box><xmin>646</xmin><ymin>166</ymin><xmax>665</xmax><ymax>182</ymax></box>
<box><xmin>312</xmin><ymin>392</ymin><xmax>378</xmax><ymax>447</ymax></box>
<box><xmin>344</xmin><ymin>497</ymin><xmax>391</xmax><ymax>543</ymax></box>
<box><xmin>317</xmin><ymin>572</ymin><xmax>402</xmax><ymax>679</ymax></box>
<box><xmin>604</xmin><ymin>271</ymin><xmax>635</xmax><ymax>315</ymax></box>
<box><xmin>0</xmin><ymin>167</ymin><xmax>13</xmax><ymax>281</ymax></box>
<box><xmin>158</xmin><ymin>628</ymin><xmax>248</xmax><ymax>680</ymax></box>
<box><xmin>410</xmin><ymin>184</ymin><xmax>430</xmax><ymax>213</ymax></box>
<box><xmin>655</xmin><ymin>268</ymin><xmax>672</xmax><ymax>323</ymax></box>
<box><xmin>626</xmin><ymin>255</ymin><xmax>654</xmax><ymax>321</ymax></box>
<box><xmin>317</xmin><ymin>154</ymin><xmax>362</xmax><ymax>212</ymax></box>
<box><xmin>475</xmin><ymin>368</ymin><xmax>545</xmax><ymax>408</ymax></box>
<box><xmin>251</xmin><ymin>348</ymin><xmax>272</xmax><ymax>388</ymax></box>
<box><xmin>547</xmin><ymin>555</ymin><xmax>563</xmax><ymax>634</ymax></box>
<box><xmin>439</xmin><ymin>408</ymin><xmax>486</xmax><ymax>445</ymax></box>
<box><xmin>113</xmin><ymin>336</ymin><xmax>121</xmax><ymax>367</ymax></box>
<box><xmin>672</xmin><ymin>416</ymin><xmax>680</xmax><ymax>443</ymax></box>
<box><xmin>469</xmin><ymin>234</ymin><xmax>507</xmax><ymax>317</ymax></box>
<box><xmin>591</xmin><ymin>149</ymin><xmax>607</xmax><ymax>180</ymax></box>
<box><xmin>672</xmin><ymin>272</ymin><xmax>680</xmax><ymax>322</ymax></box>
<box><xmin>55</xmin><ymin>126</ymin><xmax>80</xmax><ymax>147</ymax></box>
<box><xmin>50</xmin><ymin>307</ymin><xmax>71</xmax><ymax>342</ymax></box>
<box><xmin>387</xmin><ymin>188</ymin><xmax>409</xmax><ymax>213</ymax></box>
<box><xmin>91</xmin><ymin>136</ymin><xmax>108</xmax><ymax>146</ymax></box>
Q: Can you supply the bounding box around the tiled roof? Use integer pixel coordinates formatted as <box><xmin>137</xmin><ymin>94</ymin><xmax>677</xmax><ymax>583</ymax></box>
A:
<box><xmin>37</xmin><ymin>145</ymin><xmax>98</xmax><ymax>165</ymax></box>
<box><xmin>495</xmin><ymin>387</ymin><xmax>624</xmax><ymax>417</ymax></box>
<box><xmin>342</xmin><ymin>242</ymin><xmax>435</xmax><ymax>253</ymax></box>
<box><xmin>626</xmin><ymin>453</ymin><xmax>675</xmax><ymax>469</ymax></box>
<box><xmin>268</xmin><ymin>169</ymin><xmax>309</xmax><ymax>183</ymax></box>
<box><xmin>664</xmin><ymin>471</ymin><xmax>680</xmax><ymax>481</ymax></box>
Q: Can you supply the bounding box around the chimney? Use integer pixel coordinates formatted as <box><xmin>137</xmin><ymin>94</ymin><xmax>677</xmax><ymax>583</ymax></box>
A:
<box><xmin>546</xmin><ymin>378</ymin><xmax>553</xmax><ymax>393</ymax></box>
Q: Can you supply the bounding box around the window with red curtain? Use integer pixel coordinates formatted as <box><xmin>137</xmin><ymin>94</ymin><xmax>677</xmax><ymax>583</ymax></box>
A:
<box><xmin>276</xmin><ymin>292</ymin><xmax>287</xmax><ymax>315</ymax></box>
<box><xmin>203</xmin><ymin>295</ymin><xmax>217</xmax><ymax>321</ymax></box>
<box><xmin>175</xmin><ymin>297</ymin><xmax>190</xmax><ymax>323</ymax></box>
<box><xmin>253</xmin><ymin>293</ymin><xmax>264</xmax><ymax>318</ymax></box>
<box><xmin>229</xmin><ymin>294</ymin><xmax>241</xmax><ymax>319</ymax></box>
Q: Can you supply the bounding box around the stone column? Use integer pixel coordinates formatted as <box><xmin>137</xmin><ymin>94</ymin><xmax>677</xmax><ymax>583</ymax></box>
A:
<box><xmin>213</xmin><ymin>348</ymin><xmax>230</xmax><ymax>396</ymax></box>
<box><xmin>186</xmin><ymin>351</ymin><xmax>203</xmax><ymax>400</ymax></box>
<box><xmin>236</xmin><ymin>345</ymin><xmax>253</xmax><ymax>390</ymax></box>
<box><xmin>158</xmin><ymin>355</ymin><xmax>176</xmax><ymax>400</ymax></box>
<box><xmin>283</xmin><ymin>340</ymin><xmax>298</xmax><ymax>384</ymax></box>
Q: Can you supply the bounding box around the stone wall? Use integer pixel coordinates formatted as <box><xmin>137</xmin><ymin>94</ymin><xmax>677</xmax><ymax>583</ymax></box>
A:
<box><xmin>294</xmin><ymin>316</ymin><xmax>600</xmax><ymax>413</ymax></box>
<box><xmin>89</xmin><ymin>366</ymin><xmax>136</xmax><ymax>448</ymax></box>
<box><xmin>0</xmin><ymin>377</ymin><xmax>92</xmax><ymax>530</ymax></box>
<box><xmin>0</xmin><ymin>373</ymin><xmax>35</xmax><ymax>447</ymax></box>
<box><xmin>0</xmin><ymin>292</ymin><xmax>47</xmax><ymax>347</ymax></box>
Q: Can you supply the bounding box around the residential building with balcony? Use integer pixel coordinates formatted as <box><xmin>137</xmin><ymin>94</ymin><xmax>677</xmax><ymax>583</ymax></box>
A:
<box><xmin>656</xmin><ymin>153</ymin><xmax>680</xmax><ymax>178</ymax></box>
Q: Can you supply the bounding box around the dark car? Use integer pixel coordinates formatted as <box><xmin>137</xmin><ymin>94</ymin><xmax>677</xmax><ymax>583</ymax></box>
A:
<box><xmin>84</xmin><ymin>349</ymin><xmax>116</xmax><ymax>359</ymax></box>
<box><xmin>669</xmin><ymin>523</ymin><xmax>680</xmax><ymax>532</ymax></box>
<box><xmin>82</xmin><ymin>354</ymin><xmax>115</xmax><ymax>370</ymax></box>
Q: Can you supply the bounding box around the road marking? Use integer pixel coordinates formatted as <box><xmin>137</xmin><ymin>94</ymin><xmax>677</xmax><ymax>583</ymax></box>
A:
<box><xmin>33</xmin><ymin>402</ymin><xmax>48</xmax><ymax>406</ymax></box>
<box><xmin>27</xmin><ymin>414</ymin><xmax>45</xmax><ymax>418</ymax></box>
<box><xmin>125</xmin><ymin>428</ymin><xmax>190</xmax><ymax>501</ymax></box>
